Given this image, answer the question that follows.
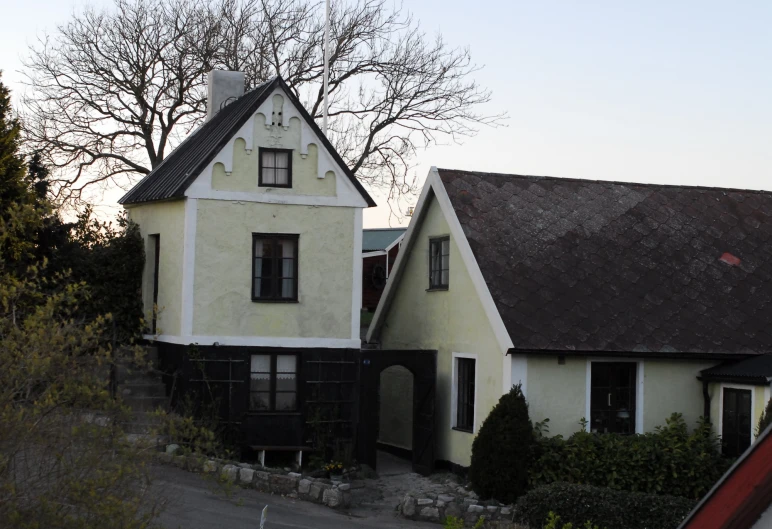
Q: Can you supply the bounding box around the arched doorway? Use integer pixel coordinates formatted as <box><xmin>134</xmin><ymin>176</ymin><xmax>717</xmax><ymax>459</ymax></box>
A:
<box><xmin>378</xmin><ymin>365</ymin><xmax>414</xmax><ymax>465</ymax></box>
<box><xmin>357</xmin><ymin>350</ymin><xmax>437</xmax><ymax>475</ymax></box>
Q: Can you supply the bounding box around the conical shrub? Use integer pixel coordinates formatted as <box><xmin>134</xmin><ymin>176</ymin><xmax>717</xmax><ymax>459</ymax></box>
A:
<box><xmin>469</xmin><ymin>384</ymin><xmax>534</xmax><ymax>503</ymax></box>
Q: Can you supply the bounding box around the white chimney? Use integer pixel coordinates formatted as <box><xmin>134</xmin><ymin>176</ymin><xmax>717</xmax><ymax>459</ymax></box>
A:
<box><xmin>206</xmin><ymin>70</ymin><xmax>246</xmax><ymax>121</ymax></box>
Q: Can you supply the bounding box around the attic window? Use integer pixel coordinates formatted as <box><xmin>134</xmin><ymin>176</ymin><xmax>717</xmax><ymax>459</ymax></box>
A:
<box><xmin>259</xmin><ymin>148</ymin><xmax>292</xmax><ymax>188</ymax></box>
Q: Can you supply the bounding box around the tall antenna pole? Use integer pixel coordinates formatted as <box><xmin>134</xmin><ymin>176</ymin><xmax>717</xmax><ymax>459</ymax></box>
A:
<box><xmin>322</xmin><ymin>0</ymin><xmax>330</xmax><ymax>136</ymax></box>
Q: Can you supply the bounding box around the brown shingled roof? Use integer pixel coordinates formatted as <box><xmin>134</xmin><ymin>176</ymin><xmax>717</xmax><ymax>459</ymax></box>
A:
<box><xmin>438</xmin><ymin>168</ymin><xmax>772</xmax><ymax>357</ymax></box>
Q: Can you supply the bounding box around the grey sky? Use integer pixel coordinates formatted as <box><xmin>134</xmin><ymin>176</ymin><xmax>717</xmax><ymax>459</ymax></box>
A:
<box><xmin>2</xmin><ymin>0</ymin><xmax>770</xmax><ymax>227</ymax></box>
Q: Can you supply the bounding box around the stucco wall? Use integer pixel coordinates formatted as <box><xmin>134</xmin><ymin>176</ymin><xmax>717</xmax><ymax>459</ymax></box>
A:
<box><xmin>379</xmin><ymin>196</ymin><xmax>505</xmax><ymax>467</ymax></box>
<box><xmin>192</xmin><ymin>199</ymin><xmax>354</xmax><ymax>339</ymax></box>
<box><xmin>525</xmin><ymin>356</ymin><xmax>720</xmax><ymax>438</ymax></box>
<box><xmin>378</xmin><ymin>365</ymin><xmax>413</xmax><ymax>450</ymax></box>
<box><xmin>211</xmin><ymin>111</ymin><xmax>336</xmax><ymax>197</ymax></box>
<box><xmin>126</xmin><ymin>200</ymin><xmax>185</xmax><ymax>336</ymax></box>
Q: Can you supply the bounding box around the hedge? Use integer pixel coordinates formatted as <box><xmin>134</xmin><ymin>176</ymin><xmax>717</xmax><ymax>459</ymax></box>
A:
<box><xmin>530</xmin><ymin>414</ymin><xmax>731</xmax><ymax>499</ymax></box>
<box><xmin>513</xmin><ymin>482</ymin><xmax>697</xmax><ymax>529</ymax></box>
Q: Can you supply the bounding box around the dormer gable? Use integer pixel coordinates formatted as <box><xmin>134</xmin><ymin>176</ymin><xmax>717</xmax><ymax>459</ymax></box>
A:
<box><xmin>119</xmin><ymin>74</ymin><xmax>375</xmax><ymax>208</ymax></box>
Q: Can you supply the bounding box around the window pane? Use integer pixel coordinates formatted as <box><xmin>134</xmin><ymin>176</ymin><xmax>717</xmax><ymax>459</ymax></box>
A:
<box><xmin>590</xmin><ymin>362</ymin><xmax>636</xmax><ymax>434</ymax></box>
<box><xmin>275</xmin><ymin>152</ymin><xmax>289</xmax><ymax>169</ymax></box>
<box><xmin>277</xmin><ymin>355</ymin><xmax>297</xmax><ymax>374</ymax></box>
<box><xmin>456</xmin><ymin>358</ymin><xmax>475</xmax><ymax>431</ymax></box>
<box><xmin>281</xmin><ymin>278</ymin><xmax>295</xmax><ymax>298</ymax></box>
<box><xmin>442</xmin><ymin>239</ymin><xmax>449</xmax><ymax>255</ymax></box>
<box><xmin>251</xmin><ymin>355</ymin><xmax>271</xmax><ymax>373</ymax></box>
<box><xmin>262</xmin><ymin>167</ymin><xmax>275</xmax><ymax>184</ymax></box>
<box><xmin>250</xmin><ymin>392</ymin><xmax>270</xmax><ymax>411</ymax></box>
<box><xmin>276</xmin><ymin>378</ymin><xmax>297</xmax><ymax>392</ymax></box>
<box><xmin>276</xmin><ymin>392</ymin><xmax>297</xmax><ymax>411</ymax></box>
<box><xmin>262</xmin><ymin>151</ymin><xmax>275</xmax><ymax>167</ymax></box>
<box><xmin>278</xmin><ymin>239</ymin><xmax>296</xmax><ymax>260</ymax></box>
<box><xmin>441</xmin><ymin>253</ymin><xmax>449</xmax><ymax>271</ymax></box>
<box><xmin>250</xmin><ymin>378</ymin><xmax>270</xmax><ymax>392</ymax></box>
<box><xmin>275</xmin><ymin>168</ymin><xmax>289</xmax><ymax>185</ymax></box>
<box><xmin>441</xmin><ymin>270</ymin><xmax>449</xmax><ymax>285</ymax></box>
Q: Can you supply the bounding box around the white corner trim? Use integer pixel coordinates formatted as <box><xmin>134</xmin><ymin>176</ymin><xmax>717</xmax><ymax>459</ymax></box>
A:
<box><xmin>351</xmin><ymin>208</ymin><xmax>363</xmax><ymax>340</ymax></box>
<box><xmin>717</xmin><ymin>382</ymin><xmax>758</xmax><ymax>441</ymax></box>
<box><xmin>144</xmin><ymin>334</ymin><xmax>361</xmax><ymax>349</ymax></box>
<box><xmin>362</xmin><ymin>250</ymin><xmax>387</xmax><ymax>258</ymax></box>
<box><xmin>180</xmin><ymin>198</ymin><xmax>198</xmax><ymax>336</ymax></box>
<box><xmin>585</xmin><ymin>357</ymin><xmax>645</xmax><ymax>434</ymax></box>
<box><xmin>429</xmin><ymin>168</ymin><xmax>514</xmax><ymax>354</ymax></box>
<box><xmin>451</xmin><ymin>352</ymin><xmax>479</xmax><ymax>433</ymax></box>
<box><xmin>185</xmin><ymin>189</ymin><xmax>367</xmax><ymax>208</ymax></box>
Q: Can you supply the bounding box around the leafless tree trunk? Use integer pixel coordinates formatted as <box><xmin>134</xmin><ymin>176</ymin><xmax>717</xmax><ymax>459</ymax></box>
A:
<box><xmin>22</xmin><ymin>0</ymin><xmax>503</xmax><ymax>206</ymax></box>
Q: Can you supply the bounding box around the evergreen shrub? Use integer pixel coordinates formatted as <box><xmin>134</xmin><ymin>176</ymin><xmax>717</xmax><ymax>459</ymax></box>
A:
<box><xmin>530</xmin><ymin>413</ymin><xmax>730</xmax><ymax>499</ymax></box>
<box><xmin>513</xmin><ymin>483</ymin><xmax>696</xmax><ymax>529</ymax></box>
<box><xmin>469</xmin><ymin>384</ymin><xmax>534</xmax><ymax>503</ymax></box>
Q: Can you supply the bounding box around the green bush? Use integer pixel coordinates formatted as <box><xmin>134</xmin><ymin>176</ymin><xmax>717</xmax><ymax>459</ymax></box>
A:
<box><xmin>530</xmin><ymin>413</ymin><xmax>730</xmax><ymax>499</ymax></box>
<box><xmin>757</xmin><ymin>397</ymin><xmax>772</xmax><ymax>436</ymax></box>
<box><xmin>469</xmin><ymin>384</ymin><xmax>534</xmax><ymax>503</ymax></box>
<box><xmin>543</xmin><ymin>512</ymin><xmax>602</xmax><ymax>529</ymax></box>
<box><xmin>514</xmin><ymin>483</ymin><xmax>696</xmax><ymax>529</ymax></box>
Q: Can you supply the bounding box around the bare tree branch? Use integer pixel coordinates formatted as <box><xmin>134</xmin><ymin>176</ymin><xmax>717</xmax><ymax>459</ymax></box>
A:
<box><xmin>21</xmin><ymin>0</ymin><xmax>505</xmax><ymax>207</ymax></box>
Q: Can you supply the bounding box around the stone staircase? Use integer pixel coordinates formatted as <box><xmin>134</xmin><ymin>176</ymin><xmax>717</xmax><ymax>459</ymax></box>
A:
<box><xmin>115</xmin><ymin>346</ymin><xmax>170</xmax><ymax>436</ymax></box>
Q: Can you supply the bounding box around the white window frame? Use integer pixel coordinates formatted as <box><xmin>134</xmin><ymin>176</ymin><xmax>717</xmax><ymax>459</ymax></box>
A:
<box><xmin>451</xmin><ymin>352</ymin><xmax>478</xmax><ymax>433</ymax></box>
<box><xmin>718</xmin><ymin>382</ymin><xmax>760</xmax><ymax>443</ymax></box>
<box><xmin>585</xmin><ymin>358</ymin><xmax>644</xmax><ymax>434</ymax></box>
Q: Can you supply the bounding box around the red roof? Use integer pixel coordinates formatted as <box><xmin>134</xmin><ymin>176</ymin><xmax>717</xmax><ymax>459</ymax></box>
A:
<box><xmin>678</xmin><ymin>423</ymin><xmax>772</xmax><ymax>529</ymax></box>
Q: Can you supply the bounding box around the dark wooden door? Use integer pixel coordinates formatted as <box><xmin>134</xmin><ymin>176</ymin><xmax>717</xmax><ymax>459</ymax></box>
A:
<box><xmin>412</xmin><ymin>370</ymin><xmax>436</xmax><ymax>475</ymax></box>
<box><xmin>722</xmin><ymin>388</ymin><xmax>752</xmax><ymax>457</ymax></box>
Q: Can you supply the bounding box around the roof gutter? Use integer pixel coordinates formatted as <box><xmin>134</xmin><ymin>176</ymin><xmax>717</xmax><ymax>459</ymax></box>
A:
<box><xmin>506</xmin><ymin>347</ymin><xmax>759</xmax><ymax>361</ymax></box>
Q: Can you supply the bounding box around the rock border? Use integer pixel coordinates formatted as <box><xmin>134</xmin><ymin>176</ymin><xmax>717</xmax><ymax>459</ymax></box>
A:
<box><xmin>155</xmin><ymin>448</ymin><xmax>352</xmax><ymax>510</ymax></box>
<box><xmin>399</xmin><ymin>491</ymin><xmax>520</xmax><ymax>527</ymax></box>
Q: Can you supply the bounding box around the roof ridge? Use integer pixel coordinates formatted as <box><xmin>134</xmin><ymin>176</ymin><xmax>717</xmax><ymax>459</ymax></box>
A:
<box><xmin>436</xmin><ymin>168</ymin><xmax>772</xmax><ymax>196</ymax></box>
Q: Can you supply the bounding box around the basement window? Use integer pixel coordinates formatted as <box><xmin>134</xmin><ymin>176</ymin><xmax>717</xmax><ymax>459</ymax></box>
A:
<box><xmin>250</xmin><ymin>354</ymin><xmax>298</xmax><ymax>412</ymax></box>
<box><xmin>259</xmin><ymin>148</ymin><xmax>292</xmax><ymax>188</ymax></box>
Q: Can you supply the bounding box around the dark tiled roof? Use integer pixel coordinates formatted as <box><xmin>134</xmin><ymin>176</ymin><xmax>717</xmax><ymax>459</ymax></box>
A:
<box><xmin>120</xmin><ymin>77</ymin><xmax>375</xmax><ymax>206</ymax></box>
<box><xmin>363</xmin><ymin>228</ymin><xmax>406</xmax><ymax>252</ymax></box>
<box><xmin>438</xmin><ymin>169</ymin><xmax>772</xmax><ymax>357</ymax></box>
<box><xmin>700</xmin><ymin>354</ymin><xmax>772</xmax><ymax>383</ymax></box>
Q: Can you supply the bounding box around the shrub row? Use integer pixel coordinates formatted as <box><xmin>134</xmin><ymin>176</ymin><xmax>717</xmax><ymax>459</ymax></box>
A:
<box><xmin>530</xmin><ymin>414</ymin><xmax>731</xmax><ymax>499</ymax></box>
<box><xmin>513</xmin><ymin>482</ymin><xmax>697</xmax><ymax>529</ymax></box>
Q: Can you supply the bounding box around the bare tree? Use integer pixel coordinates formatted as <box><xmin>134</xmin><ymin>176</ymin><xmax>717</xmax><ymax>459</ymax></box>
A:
<box><xmin>22</xmin><ymin>0</ymin><xmax>502</xmax><ymax>206</ymax></box>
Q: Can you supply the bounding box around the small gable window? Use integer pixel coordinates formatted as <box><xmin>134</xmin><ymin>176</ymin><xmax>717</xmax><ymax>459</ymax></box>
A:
<box><xmin>253</xmin><ymin>234</ymin><xmax>299</xmax><ymax>302</ymax></box>
<box><xmin>259</xmin><ymin>148</ymin><xmax>292</xmax><ymax>188</ymax></box>
<box><xmin>429</xmin><ymin>236</ymin><xmax>450</xmax><ymax>290</ymax></box>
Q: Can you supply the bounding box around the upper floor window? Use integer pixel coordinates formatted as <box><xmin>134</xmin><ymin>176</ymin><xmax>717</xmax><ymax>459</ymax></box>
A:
<box><xmin>429</xmin><ymin>236</ymin><xmax>449</xmax><ymax>290</ymax></box>
<box><xmin>253</xmin><ymin>234</ymin><xmax>298</xmax><ymax>302</ymax></box>
<box><xmin>259</xmin><ymin>148</ymin><xmax>292</xmax><ymax>188</ymax></box>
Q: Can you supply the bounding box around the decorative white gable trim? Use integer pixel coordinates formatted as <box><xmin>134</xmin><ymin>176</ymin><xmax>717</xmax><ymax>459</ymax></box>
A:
<box><xmin>366</xmin><ymin>168</ymin><xmax>515</xmax><ymax>393</ymax></box>
<box><xmin>185</xmin><ymin>86</ymin><xmax>368</xmax><ymax>208</ymax></box>
<box><xmin>351</xmin><ymin>208</ymin><xmax>363</xmax><ymax>340</ymax></box>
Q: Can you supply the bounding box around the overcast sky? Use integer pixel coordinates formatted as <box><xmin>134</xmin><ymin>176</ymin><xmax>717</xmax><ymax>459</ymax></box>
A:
<box><xmin>2</xmin><ymin>0</ymin><xmax>771</xmax><ymax>227</ymax></box>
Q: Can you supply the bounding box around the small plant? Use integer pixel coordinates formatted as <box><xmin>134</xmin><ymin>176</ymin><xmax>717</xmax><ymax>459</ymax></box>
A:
<box><xmin>543</xmin><ymin>511</ymin><xmax>602</xmax><ymax>529</ymax></box>
<box><xmin>324</xmin><ymin>461</ymin><xmax>344</xmax><ymax>473</ymax></box>
<box><xmin>443</xmin><ymin>515</ymin><xmax>464</xmax><ymax>529</ymax></box>
<box><xmin>757</xmin><ymin>397</ymin><xmax>772</xmax><ymax>436</ymax></box>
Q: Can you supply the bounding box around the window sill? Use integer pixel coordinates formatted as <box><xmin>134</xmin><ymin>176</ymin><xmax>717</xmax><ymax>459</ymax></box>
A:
<box><xmin>251</xmin><ymin>298</ymin><xmax>299</xmax><ymax>303</ymax></box>
<box><xmin>258</xmin><ymin>184</ymin><xmax>293</xmax><ymax>189</ymax></box>
<box><xmin>452</xmin><ymin>426</ymin><xmax>473</xmax><ymax>434</ymax></box>
<box><xmin>426</xmin><ymin>287</ymin><xmax>449</xmax><ymax>292</ymax></box>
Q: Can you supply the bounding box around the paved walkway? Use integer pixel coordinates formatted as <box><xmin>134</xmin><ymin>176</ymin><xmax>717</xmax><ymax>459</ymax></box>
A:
<box><xmin>155</xmin><ymin>464</ymin><xmax>438</xmax><ymax>529</ymax></box>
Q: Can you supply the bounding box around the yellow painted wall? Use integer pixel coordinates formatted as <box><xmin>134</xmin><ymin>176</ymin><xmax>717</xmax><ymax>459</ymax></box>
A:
<box><xmin>126</xmin><ymin>200</ymin><xmax>185</xmax><ymax>336</ymax></box>
<box><xmin>642</xmin><ymin>359</ymin><xmax>716</xmax><ymax>431</ymax></box>
<box><xmin>709</xmin><ymin>381</ymin><xmax>770</xmax><ymax>440</ymax></box>
<box><xmin>192</xmin><ymin>199</ymin><xmax>354</xmax><ymax>338</ymax></box>
<box><xmin>212</xmin><ymin>112</ymin><xmax>336</xmax><ymax>197</ymax></box>
<box><xmin>526</xmin><ymin>355</ymin><xmax>587</xmax><ymax>437</ymax></box>
<box><xmin>379</xmin><ymin>195</ymin><xmax>505</xmax><ymax>466</ymax></box>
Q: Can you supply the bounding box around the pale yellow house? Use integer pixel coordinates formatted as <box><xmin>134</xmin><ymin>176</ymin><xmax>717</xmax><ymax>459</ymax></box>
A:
<box><xmin>120</xmin><ymin>72</ymin><xmax>374</xmax><ymax>454</ymax></box>
<box><xmin>367</xmin><ymin>168</ymin><xmax>772</xmax><ymax>468</ymax></box>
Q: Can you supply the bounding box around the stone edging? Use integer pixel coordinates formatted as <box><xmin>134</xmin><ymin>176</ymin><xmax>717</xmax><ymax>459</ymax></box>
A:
<box><xmin>155</xmin><ymin>450</ymin><xmax>352</xmax><ymax>510</ymax></box>
<box><xmin>399</xmin><ymin>492</ymin><xmax>522</xmax><ymax>528</ymax></box>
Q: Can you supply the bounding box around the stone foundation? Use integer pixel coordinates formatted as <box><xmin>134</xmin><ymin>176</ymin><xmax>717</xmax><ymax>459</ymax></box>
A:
<box><xmin>399</xmin><ymin>491</ymin><xmax>524</xmax><ymax>528</ymax></box>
